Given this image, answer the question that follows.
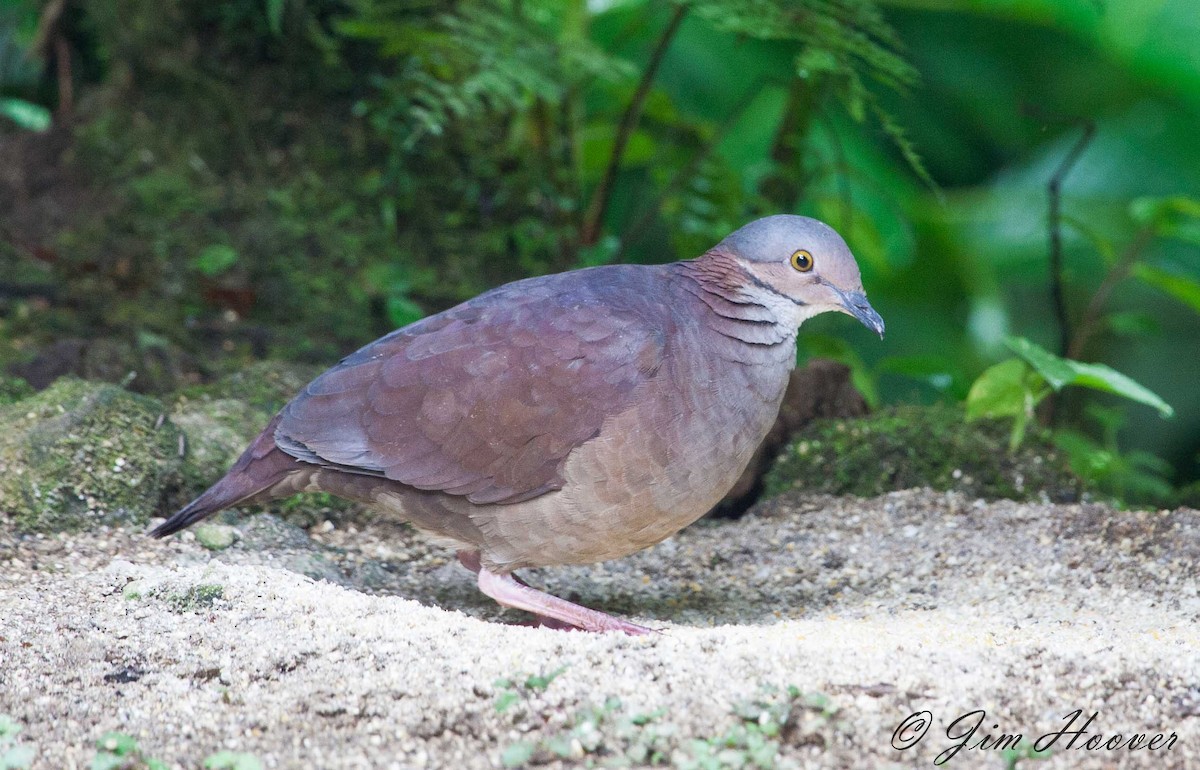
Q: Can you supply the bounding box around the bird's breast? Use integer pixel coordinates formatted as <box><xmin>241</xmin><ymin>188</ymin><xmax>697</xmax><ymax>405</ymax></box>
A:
<box><xmin>473</xmin><ymin>332</ymin><xmax>794</xmax><ymax>568</ymax></box>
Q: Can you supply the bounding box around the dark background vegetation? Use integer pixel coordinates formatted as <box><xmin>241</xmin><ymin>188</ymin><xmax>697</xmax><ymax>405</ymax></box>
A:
<box><xmin>1</xmin><ymin>0</ymin><xmax>1197</xmax><ymax>507</ymax></box>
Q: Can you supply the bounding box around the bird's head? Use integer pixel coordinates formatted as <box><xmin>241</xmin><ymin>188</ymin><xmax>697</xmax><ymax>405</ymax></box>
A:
<box><xmin>712</xmin><ymin>214</ymin><xmax>885</xmax><ymax>337</ymax></box>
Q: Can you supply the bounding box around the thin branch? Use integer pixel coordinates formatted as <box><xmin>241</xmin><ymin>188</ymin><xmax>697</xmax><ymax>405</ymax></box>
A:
<box><xmin>1066</xmin><ymin>224</ymin><xmax>1156</xmax><ymax>361</ymax></box>
<box><xmin>54</xmin><ymin>35</ymin><xmax>73</xmax><ymax>119</ymax></box>
<box><xmin>769</xmin><ymin>78</ymin><xmax>808</xmax><ymax>167</ymax></box>
<box><xmin>612</xmin><ymin>80</ymin><xmax>764</xmax><ymax>262</ymax></box>
<box><xmin>30</xmin><ymin>0</ymin><xmax>72</xmax><ymax>119</ymax></box>
<box><xmin>579</xmin><ymin>3</ymin><xmax>687</xmax><ymax>246</ymax></box>
<box><xmin>1047</xmin><ymin>121</ymin><xmax>1095</xmax><ymax>358</ymax></box>
<box><xmin>29</xmin><ymin>0</ymin><xmax>67</xmax><ymax>58</ymax></box>
<box><xmin>758</xmin><ymin>76</ymin><xmax>826</xmax><ymax>211</ymax></box>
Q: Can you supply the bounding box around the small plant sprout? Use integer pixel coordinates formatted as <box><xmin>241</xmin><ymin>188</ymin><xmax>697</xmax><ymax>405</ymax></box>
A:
<box><xmin>493</xmin><ymin>666</ymin><xmax>569</xmax><ymax>713</ymax></box>
<box><xmin>90</xmin><ymin>732</ymin><xmax>167</xmax><ymax>770</ymax></box>
<box><xmin>966</xmin><ymin>336</ymin><xmax>1173</xmax><ymax>452</ymax></box>
<box><xmin>0</xmin><ymin>715</ymin><xmax>35</xmax><ymax>770</ymax></box>
<box><xmin>1003</xmin><ymin>742</ymin><xmax>1053</xmax><ymax>770</ymax></box>
<box><xmin>203</xmin><ymin>751</ymin><xmax>265</xmax><ymax>770</ymax></box>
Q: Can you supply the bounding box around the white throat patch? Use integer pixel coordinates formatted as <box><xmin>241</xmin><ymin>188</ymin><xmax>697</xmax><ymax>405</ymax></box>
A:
<box><xmin>736</xmin><ymin>283</ymin><xmax>828</xmax><ymax>330</ymax></box>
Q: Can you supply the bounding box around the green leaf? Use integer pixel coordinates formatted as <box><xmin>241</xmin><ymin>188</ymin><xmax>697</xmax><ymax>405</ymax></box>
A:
<box><xmin>385</xmin><ymin>295</ymin><xmax>424</xmax><ymax>328</ymax></box>
<box><xmin>1005</xmin><ymin>337</ymin><xmax>1174</xmax><ymax>418</ymax></box>
<box><xmin>1</xmin><ymin>744</ymin><xmax>35</xmax><ymax>769</ymax></box>
<box><xmin>1053</xmin><ymin>429</ymin><xmax>1175</xmax><ymax>505</ymax></box>
<box><xmin>500</xmin><ymin>741</ymin><xmax>535</xmax><ymax>768</ymax></box>
<box><xmin>494</xmin><ymin>690</ymin><xmax>519</xmax><ymax>713</ymax></box>
<box><xmin>265</xmin><ymin>0</ymin><xmax>285</xmax><ymax>35</ymax></box>
<box><xmin>1003</xmin><ymin>337</ymin><xmax>1075</xmax><ymax>390</ymax></box>
<box><xmin>1129</xmin><ymin>196</ymin><xmax>1200</xmax><ymax>244</ymax></box>
<box><xmin>1053</xmin><ymin>429</ymin><xmax>1115</xmax><ymax>477</ymax></box>
<box><xmin>1133</xmin><ymin>263</ymin><xmax>1200</xmax><ymax>314</ymax></box>
<box><xmin>631</xmin><ymin>707</ymin><xmax>667</xmax><ymax>726</ymax></box>
<box><xmin>620</xmin><ymin>130</ymin><xmax>657</xmax><ymax>167</ymax></box>
<box><xmin>204</xmin><ymin>751</ymin><xmax>264</xmax><ymax>770</ymax></box>
<box><xmin>95</xmin><ymin>733</ymin><xmax>138</xmax><ymax>757</ymax></box>
<box><xmin>965</xmin><ymin>359</ymin><xmax>1031</xmax><ymax>421</ymax></box>
<box><xmin>0</xmin><ymin>716</ymin><xmax>20</xmax><ymax>742</ymax></box>
<box><xmin>543</xmin><ymin>736</ymin><xmax>573</xmax><ymax>758</ymax></box>
<box><xmin>1001</xmin><ymin>741</ymin><xmax>1053</xmax><ymax>770</ymax></box>
<box><xmin>0</xmin><ymin>98</ymin><xmax>51</xmax><ymax>132</ymax></box>
<box><xmin>524</xmin><ymin>666</ymin><xmax>566</xmax><ymax>691</ymax></box>
<box><xmin>576</xmin><ymin>235</ymin><xmax>619</xmax><ymax>268</ymax></box>
<box><xmin>1061</xmin><ymin>361</ymin><xmax>1174</xmax><ymax>418</ymax></box>
<box><xmin>1130</xmin><ymin>195</ymin><xmax>1200</xmax><ymax>223</ymax></box>
<box><xmin>89</xmin><ymin>755</ymin><xmax>126</xmax><ymax>770</ymax></box>
<box><xmin>193</xmin><ymin>245</ymin><xmax>240</xmax><ymax>277</ymax></box>
<box><xmin>1107</xmin><ymin>311</ymin><xmax>1160</xmax><ymax>338</ymax></box>
<box><xmin>1060</xmin><ymin>214</ymin><xmax>1118</xmax><ymax>266</ymax></box>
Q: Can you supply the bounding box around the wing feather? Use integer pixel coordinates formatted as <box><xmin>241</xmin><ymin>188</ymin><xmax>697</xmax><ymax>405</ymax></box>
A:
<box><xmin>276</xmin><ymin>270</ymin><xmax>669</xmax><ymax>505</ymax></box>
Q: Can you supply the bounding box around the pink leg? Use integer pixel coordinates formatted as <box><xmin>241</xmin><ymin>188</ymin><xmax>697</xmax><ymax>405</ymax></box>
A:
<box><xmin>457</xmin><ymin>550</ymin><xmax>651</xmax><ymax>635</ymax></box>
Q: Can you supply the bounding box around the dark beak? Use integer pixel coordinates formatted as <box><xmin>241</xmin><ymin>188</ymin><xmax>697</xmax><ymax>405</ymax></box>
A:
<box><xmin>839</xmin><ymin>290</ymin><xmax>885</xmax><ymax>338</ymax></box>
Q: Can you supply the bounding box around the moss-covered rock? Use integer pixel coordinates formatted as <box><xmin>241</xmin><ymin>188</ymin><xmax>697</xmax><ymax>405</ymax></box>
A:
<box><xmin>0</xmin><ymin>362</ymin><xmax>354</xmax><ymax>534</ymax></box>
<box><xmin>157</xmin><ymin>583</ymin><xmax>227</xmax><ymax>613</ymax></box>
<box><xmin>0</xmin><ymin>378</ymin><xmax>182</xmax><ymax>532</ymax></box>
<box><xmin>167</xmin><ymin>361</ymin><xmax>356</xmax><ymax>526</ymax></box>
<box><xmin>167</xmin><ymin>361</ymin><xmax>319</xmax><ymax>497</ymax></box>
<box><xmin>764</xmin><ymin>404</ymin><xmax>1082</xmax><ymax>503</ymax></box>
<box><xmin>168</xmin><ymin>397</ymin><xmax>270</xmax><ymax>502</ymax></box>
<box><xmin>193</xmin><ymin>522</ymin><xmax>238</xmax><ymax>551</ymax></box>
<box><xmin>172</xmin><ymin>360</ymin><xmax>320</xmax><ymax>414</ymax></box>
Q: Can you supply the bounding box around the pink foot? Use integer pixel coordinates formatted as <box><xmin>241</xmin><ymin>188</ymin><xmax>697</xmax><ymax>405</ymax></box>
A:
<box><xmin>457</xmin><ymin>550</ymin><xmax>652</xmax><ymax>635</ymax></box>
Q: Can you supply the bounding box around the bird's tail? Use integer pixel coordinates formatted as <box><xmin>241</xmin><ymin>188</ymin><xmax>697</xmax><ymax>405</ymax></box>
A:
<box><xmin>150</xmin><ymin>412</ymin><xmax>302</xmax><ymax>538</ymax></box>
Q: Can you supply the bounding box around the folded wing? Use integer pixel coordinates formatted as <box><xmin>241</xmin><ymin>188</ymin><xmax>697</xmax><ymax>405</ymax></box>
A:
<box><xmin>276</xmin><ymin>274</ymin><xmax>667</xmax><ymax>505</ymax></box>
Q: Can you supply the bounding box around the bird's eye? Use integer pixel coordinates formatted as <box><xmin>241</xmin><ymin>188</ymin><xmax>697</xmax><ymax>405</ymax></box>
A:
<box><xmin>790</xmin><ymin>249</ymin><xmax>814</xmax><ymax>272</ymax></box>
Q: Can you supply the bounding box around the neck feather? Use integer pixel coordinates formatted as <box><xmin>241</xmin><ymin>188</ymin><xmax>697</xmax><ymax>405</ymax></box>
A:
<box><xmin>674</xmin><ymin>251</ymin><xmax>796</xmax><ymax>347</ymax></box>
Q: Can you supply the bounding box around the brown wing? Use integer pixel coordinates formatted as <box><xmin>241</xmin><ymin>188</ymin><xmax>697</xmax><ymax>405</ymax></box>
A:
<box><xmin>275</xmin><ymin>271</ymin><xmax>668</xmax><ymax>505</ymax></box>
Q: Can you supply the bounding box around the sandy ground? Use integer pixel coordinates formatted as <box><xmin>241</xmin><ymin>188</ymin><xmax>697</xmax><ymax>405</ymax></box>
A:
<box><xmin>2</xmin><ymin>489</ymin><xmax>1198</xmax><ymax>769</ymax></box>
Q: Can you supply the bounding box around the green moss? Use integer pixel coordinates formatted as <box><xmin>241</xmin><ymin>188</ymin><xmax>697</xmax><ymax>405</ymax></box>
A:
<box><xmin>764</xmin><ymin>404</ymin><xmax>1082</xmax><ymax>502</ymax></box>
<box><xmin>159</xmin><ymin>583</ymin><xmax>225</xmax><ymax>612</ymax></box>
<box><xmin>194</xmin><ymin>523</ymin><xmax>238</xmax><ymax>550</ymax></box>
<box><xmin>166</xmin><ymin>361</ymin><xmax>357</xmax><ymax>525</ymax></box>
<box><xmin>0</xmin><ymin>378</ymin><xmax>183</xmax><ymax>532</ymax></box>
<box><xmin>168</xmin><ymin>397</ymin><xmax>270</xmax><ymax>502</ymax></box>
<box><xmin>0</xmin><ymin>376</ymin><xmax>34</xmax><ymax>405</ymax></box>
<box><xmin>168</xmin><ymin>361</ymin><xmax>316</xmax><ymax>500</ymax></box>
<box><xmin>172</xmin><ymin>361</ymin><xmax>320</xmax><ymax>415</ymax></box>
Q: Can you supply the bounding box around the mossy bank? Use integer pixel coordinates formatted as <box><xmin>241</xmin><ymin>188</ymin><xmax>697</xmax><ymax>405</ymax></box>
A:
<box><xmin>764</xmin><ymin>404</ymin><xmax>1083</xmax><ymax>502</ymax></box>
<box><xmin>0</xmin><ymin>378</ymin><xmax>182</xmax><ymax>532</ymax></box>
<box><xmin>0</xmin><ymin>363</ymin><xmax>325</xmax><ymax>533</ymax></box>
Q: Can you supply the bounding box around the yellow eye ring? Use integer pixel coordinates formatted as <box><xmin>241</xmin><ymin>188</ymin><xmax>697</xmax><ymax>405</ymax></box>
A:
<box><xmin>790</xmin><ymin>249</ymin><xmax>814</xmax><ymax>272</ymax></box>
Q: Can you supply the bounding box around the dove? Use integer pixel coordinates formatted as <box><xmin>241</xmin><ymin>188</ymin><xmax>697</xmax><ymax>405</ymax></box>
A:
<box><xmin>152</xmin><ymin>215</ymin><xmax>884</xmax><ymax>634</ymax></box>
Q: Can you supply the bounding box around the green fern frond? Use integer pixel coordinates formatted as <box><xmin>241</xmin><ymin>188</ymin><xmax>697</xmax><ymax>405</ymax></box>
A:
<box><xmin>687</xmin><ymin>0</ymin><xmax>930</xmax><ymax>186</ymax></box>
<box><xmin>868</xmin><ymin>96</ymin><xmax>936</xmax><ymax>191</ymax></box>
<box><xmin>342</xmin><ymin>0</ymin><xmax>629</xmax><ymax>150</ymax></box>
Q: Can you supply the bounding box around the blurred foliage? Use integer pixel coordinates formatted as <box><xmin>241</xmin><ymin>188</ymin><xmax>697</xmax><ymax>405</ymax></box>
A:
<box><xmin>0</xmin><ymin>0</ymin><xmax>1197</xmax><ymax>506</ymax></box>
